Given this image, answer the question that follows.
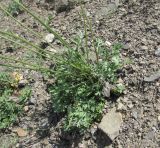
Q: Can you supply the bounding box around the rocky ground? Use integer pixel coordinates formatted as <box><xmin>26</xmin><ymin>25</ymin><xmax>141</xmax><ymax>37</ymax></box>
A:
<box><xmin>0</xmin><ymin>0</ymin><xmax>160</xmax><ymax>147</ymax></box>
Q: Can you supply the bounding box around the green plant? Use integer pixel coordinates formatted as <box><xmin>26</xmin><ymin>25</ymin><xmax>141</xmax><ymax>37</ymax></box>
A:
<box><xmin>45</xmin><ymin>14</ymin><xmax>54</xmax><ymax>26</ymax></box>
<box><xmin>0</xmin><ymin>1</ymin><xmax>124</xmax><ymax>132</ymax></box>
<box><xmin>49</xmin><ymin>40</ymin><xmax>122</xmax><ymax>131</ymax></box>
<box><xmin>0</xmin><ymin>89</ymin><xmax>20</xmax><ymax>129</ymax></box>
<box><xmin>0</xmin><ymin>72</ymin><xmax>31</xmax><ymax>129</ymax></box>
<box><xmin>19</xmin><ymin>86</ymin><xmax>32</xmax><ymax>104</ymax></box>
<box><xmin>0</xmin><ymin>72</ymin><xmax>15</xmax><ymax>95</ymax></box>
<box><xmin>7</xmin><ymin>0</ymin><xmax>23</xmax><ymax>17</ymax></box>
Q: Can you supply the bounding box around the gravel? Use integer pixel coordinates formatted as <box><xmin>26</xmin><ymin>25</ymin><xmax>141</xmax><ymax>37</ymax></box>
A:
<box><xmin>0</xmin><ymin>0</ymin><xmax>160</xmax><ymax>147</ymax></box>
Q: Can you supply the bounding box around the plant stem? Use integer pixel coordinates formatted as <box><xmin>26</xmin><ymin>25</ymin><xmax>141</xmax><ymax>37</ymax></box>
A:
<box><xmin>0</xmin><ymin>34</ymin><xmax>47</xmax><ymax>58</ymax></box>
<box><xmin>13</xmin><ymin>0</ymin><xmax>71</xmax><ymax>49</ymax></box>
<box><xmin>80</xmin><ymin>6</ymin><xmax>89</xmax><ymax>61</ymax></box>
<box><xmin>0</xmin><ymin>4</ymin><xmax>55</xmax><ymax>49</ymax></box>
<box><xmin>0</xmin><ymin>55</ymin><xmax>52</xmax><ymax>72</ymax></box>
<box><xmin>0</xmin><ymin>31</ymin><xmax>56</xmax><ymax>59</ymax></box>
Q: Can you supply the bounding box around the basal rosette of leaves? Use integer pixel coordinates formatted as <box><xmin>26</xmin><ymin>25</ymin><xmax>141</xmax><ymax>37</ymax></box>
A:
<box><xmin>49</xmin><ymin>43</ymin><xmax>123</xmax><ymax>132</ymax></box>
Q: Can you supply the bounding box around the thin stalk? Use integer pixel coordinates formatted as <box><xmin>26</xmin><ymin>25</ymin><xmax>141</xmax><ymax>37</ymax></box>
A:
<box><xmin>0</xmin><ymin>31</ymin><xmax>89</xmax><ymax>73</ymax></box>
<box><xmin>0</xmin><ymin>31</ymin><xmax>68</xmax><ymax>64</ymax></box>
<box><xmin>0</xmin><ymin>31</ymin><xmax>56</xmax><ymax>59</ymax></box>
<box><xmin>79</xmin><ymin>7</ymin><xmax>99</xmax><ymax>62</ymax></box>
<box><xmin>0</xmin><ymin>4</ymin><xmax>55</xmax><ymax>49</ymax></box>
<box><xmin>0</xmin><ymin>55</ymin><xmax>51</xmax><ymax>72</ymax></box>
<box><xmin>80</xmin><ymin>6</ymin><xmax>89</xmax><ymax>61</ymax></box>
<box><xmin>0</xmin><ymin>33</ymin><xmax>86</xmax><ymax>73</ymax></box>
<box><xmin>0</xmin><ymin>63</ymin><xmax>48</xmax><ymax>72</ymax></box>
<box><xmin>0</xmin><ymin>34</ymin><xmax>48</xmax><ymax>58</ymax></box>
<box><xmin>87</xmin><ymin>17</ymin><xmax>99</xmax><ymax>62</ymax></box>
<box><xmin>13</xmin><ymin>0</ymin><xmax>71</xmax><ymax>49</ymax></box>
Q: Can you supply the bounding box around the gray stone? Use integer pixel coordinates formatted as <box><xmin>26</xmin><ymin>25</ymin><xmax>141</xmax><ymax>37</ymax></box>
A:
<box><xmin>54</xmin><ymin>0</ymin><xmax>88</xmax><ymax>13</ymax></box>
<box><xmin>98</xmin><ymin>107</ymin><xmax>123</xmax><ymax>141</ymax></box>
<box><xmin>45</xmin><ymin>33</ymin><xmax>55</xmax><ymax>43</ymax></box>
<box><xmin>158</xmin><ymin>116</ymin><xmax>160</xmax><ymax>122</ymax></box>
<box><xmin>144</xmin><ymin>70</ymin><xmax>160</xmax><ymax>82</ymax></box>
<box><xmin>132</xmin><ymin>111</ymin><xmax>138</xmax><ymax>119</ymax></box>
<box><xmin>141</xmin><ymin>46</ymin><xmax>148</xmax><ymax>50</ymax></box>
<box><xmin>18</xmin><ymin>80</ymin><xmax>28</xmax><ymax>87</ymax></box>
<box><xmin>123</xmin><ymin>43</ymin><xmax>130</xmax><ymax>50</ymax></box>
<box><xmin>155</xmin><ymin>48</ymin><xmax>160</xmax><ymax>56</ymax></box>
<box><xmin>117</xmin><ymin>102</ymin><xmax>126</xmax><ymax>111</ymax></box>
<box><xmin>39</xmin><ymin>118</ymin><xmax>49</xmax><ymax>129</ymax></box>
<box><xmin>96</xmin><ymin>3</ymin><xmax>118</xmax><ymax>18</ymax></box>
<box><xmin>127</xmin><ymin>103</ymin><xmax>134</xmax><ymax>109</ymax></box>
<box><xmin>29</xmin><ymin>97</ymin><xmax>37</xmax><ymax>105</ymax></box>
<box><xmin>102</xmin><ymin>82</ymin><xmax>111</xmax><ymax>98</ymax></box>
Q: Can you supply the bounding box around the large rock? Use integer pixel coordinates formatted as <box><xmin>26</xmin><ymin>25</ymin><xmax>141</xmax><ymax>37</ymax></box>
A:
<box><xmin>54</xmin><ymin>0</ymin><xmax>89</xmax><ymax>13</ymax></box>
<box><xmin>96</xmin><ymin>0</ymin><xmax>120</xmax><ymax>19</ymax></box>
<box><xmin>40</xmin><ymin>0</ymin><xmax>89</xmax><ymax>12</ymax></box>
<box><xmin>98</xmin><ymin>107</ymin><xmax>123</xmax><ymax>141</ymax></box>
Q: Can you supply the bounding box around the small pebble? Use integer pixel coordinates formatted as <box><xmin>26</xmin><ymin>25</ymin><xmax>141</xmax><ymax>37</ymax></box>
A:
<box><xmin>141</xmin><ymin>45</ymin><xmax>148</xmax><ymax>50</ymax></box>
<box><xmin>117</xmin><ymin>102</ymin><xmax>125</xmax><ymax>111</ymax></box>
<box><xmin>158</xmin><ymin>115</ymin><xmax>160</xmax><ymax>122</ymax></box>
<box><xmin>128</xmin><ymin>103</ymin><xmax>134</xmax><ymax>109</ymax></box>
<box><xmin>45</xmin><ymin>33</ymin><xmax>55</xmax><ymax>43</ymax></box>
<box><xmin>105</xmin><ymin>40</ymin><xmax>112</xmax><ymax>47</ymax></box>
<box><xmin>155</xmin><ymin>48</ymin><xmax>160</xmax><ymax>56</ymax></box>
<box><xmin>28</xmin><ymin>97</ymin><xmax>37</xmax><ymax>105</ymax></box>
<box><xmin>132</xmin><ymin>111</ymin><xmax>138</xmax><ymax>119</ymax></box>
<box><xmin>24</xmin><ymin>106</ymin><xmax>29</xmax><ymax>112</ymax></box>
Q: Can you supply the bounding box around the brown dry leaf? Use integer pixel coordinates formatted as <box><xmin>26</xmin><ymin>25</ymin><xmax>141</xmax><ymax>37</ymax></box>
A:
<box><xmin>16</xmin><ymin>128</ymin><xmax>28</xmax><ymax>137</ymax></box>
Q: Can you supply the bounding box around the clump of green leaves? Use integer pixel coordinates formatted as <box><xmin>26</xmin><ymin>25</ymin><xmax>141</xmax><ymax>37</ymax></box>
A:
<box><xmin>49</xmin><ymin>40</ymin><xmax>122</xmax><ymax>131</ymax></box>
<box><xmin>7</xmin><ymin>0</ymin><xmax>23</xmax><ymax>17</ymax></box>
<box><xmin>0</xmin><ymin>72</ymin><xmax>15</xmax><ymax>95</ymax></box>
<box><xmin>0</xmin><ymin>72</ymin><xmax>31</xmax><ymax>129</ymax></box>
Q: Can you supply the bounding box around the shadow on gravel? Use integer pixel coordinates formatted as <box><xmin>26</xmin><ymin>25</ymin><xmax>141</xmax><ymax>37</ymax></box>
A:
<box><xmin>94</xmin><ymin>130</ymin><xmax>112</xmax><ymax>148</ymax></box>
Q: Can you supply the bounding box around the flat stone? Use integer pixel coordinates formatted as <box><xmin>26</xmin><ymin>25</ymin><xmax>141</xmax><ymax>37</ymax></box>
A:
<box><xmin>16</xmin><ymin>128</ymin><xmax>28</xmax><ymax>137</ymax></box>
<box><xmin>117</xmin><ymin>102</ymin><xmax>126</xmax><ymax>111</ymax></box>
<box><xmin>96</xmin><ymin>3</ymin><xmax>117</xmax><ymax>18</ymax></box>
<box><xmin>132</xmin><ymin>111</ymin><xmax>138</xmax><ymax>119</ymax></box>
<box><xmin>102</xmin><ymin>82</ymin><xmax>111</xmax><ymax>98</ymax></box>
<box><xmin>158</xmin><ymin>116</ymin><xmax>160</xmax><ymax>122</ymax></box>
<box><xmin>155</xmin><ymin>48</ymin><xmax>160</xmax><ymax>56</ymax></box>
<box><xmin>123</xmin><ymin>43</ymin><xmax>130</xmax><ymax>50</ymax></box>
<box><xmin>98</xmin><ymin>107</ymin><xmax>123</xmax><ymax>141</ymax></box>
<box><xmin>144</xmin><ymin>70</ymin><xmax>160</xmax><ymax>82</ymax></box>
<box><xmin>141</xmin><ymin>46</ymin><xmax>148</xmax><ymax>50</ymax></box>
